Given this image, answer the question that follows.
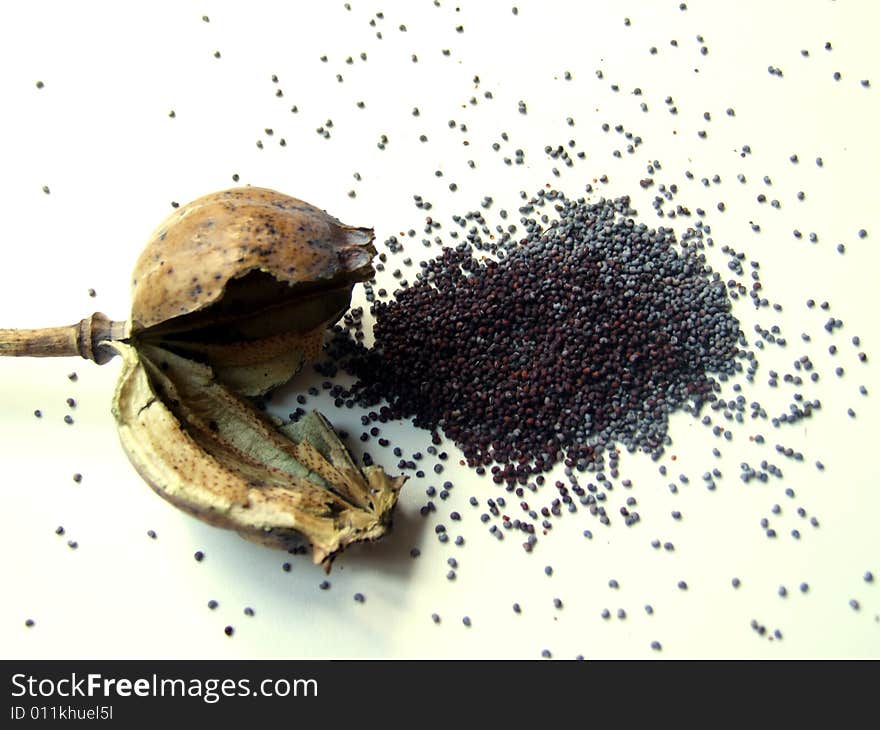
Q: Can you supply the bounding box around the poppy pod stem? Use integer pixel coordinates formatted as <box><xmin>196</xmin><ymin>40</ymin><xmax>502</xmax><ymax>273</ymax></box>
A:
<box><xmin>0</xmin><ymin>312</ymin><xmax>128</xmax><ymax>365</ymax></box>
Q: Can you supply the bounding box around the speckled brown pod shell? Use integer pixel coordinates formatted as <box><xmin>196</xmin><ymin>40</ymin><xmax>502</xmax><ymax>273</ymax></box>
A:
<box><xmin>129</xmin><ymin>187</ymin><xmax>375</xmax><ymax>332</ymax></box>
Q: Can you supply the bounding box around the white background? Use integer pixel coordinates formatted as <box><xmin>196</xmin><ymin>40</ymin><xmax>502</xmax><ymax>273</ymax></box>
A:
<box><xmin>0</xmin><ymin>0</ymin><xmax>878</xmax><ymax>658</ymax></box>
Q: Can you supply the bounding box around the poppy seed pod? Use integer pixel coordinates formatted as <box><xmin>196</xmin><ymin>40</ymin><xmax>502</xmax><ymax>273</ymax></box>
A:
<box><xmin>0</xmin><ymin>187</ymin><xmax>405</xmax><ymax>570</ymax></box>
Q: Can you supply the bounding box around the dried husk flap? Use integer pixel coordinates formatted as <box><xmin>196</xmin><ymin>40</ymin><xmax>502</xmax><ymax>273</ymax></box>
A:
<box><xmin>111</xmin><ymin>341</ymin><xmax>405</xmax><ymax>570</ymax></box>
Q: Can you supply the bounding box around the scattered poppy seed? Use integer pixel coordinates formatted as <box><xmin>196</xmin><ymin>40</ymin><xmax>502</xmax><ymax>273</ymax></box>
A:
<box><xmin>194</xmin><ymin>551</ymin><xmax>205</xmax><ymax>562</ymax></box>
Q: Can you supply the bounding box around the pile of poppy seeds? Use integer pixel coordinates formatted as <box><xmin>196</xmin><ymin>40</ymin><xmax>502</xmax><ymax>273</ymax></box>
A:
<box><xmin>336</xmin><ymin>193</ymin><xmax>741</xmax><ymax>489</ymax></box>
